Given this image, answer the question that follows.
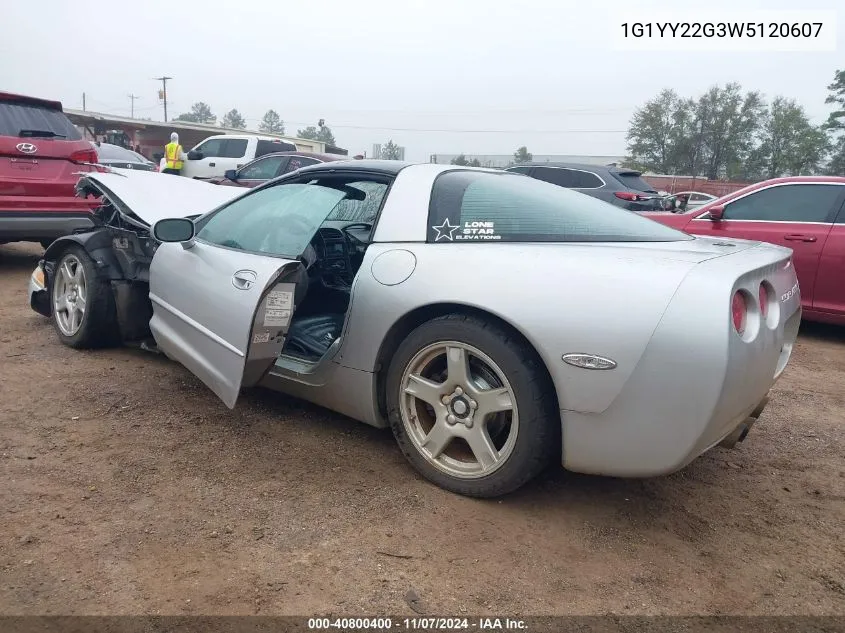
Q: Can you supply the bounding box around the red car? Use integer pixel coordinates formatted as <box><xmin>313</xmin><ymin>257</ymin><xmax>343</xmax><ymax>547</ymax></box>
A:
<box><xmin>210</xmin><ymin>151</ymin><xmax>348</xmax><ymax>188</ymax></box>
<box><xmin>646</xmin><ymin>176</ymin><xmax>845</xmax><ymax>325</ymax></box>
<box><xmin>0</xmin><ymin>92</ymin><xmax>98</xmax><ymax>246</ymax></box>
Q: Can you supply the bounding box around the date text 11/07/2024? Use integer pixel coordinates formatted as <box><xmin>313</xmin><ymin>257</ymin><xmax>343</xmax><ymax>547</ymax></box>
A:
<box><xmin>307</xmin><ymin>617</ymin><xmax>527</xmax><ymax>630</ymax></box>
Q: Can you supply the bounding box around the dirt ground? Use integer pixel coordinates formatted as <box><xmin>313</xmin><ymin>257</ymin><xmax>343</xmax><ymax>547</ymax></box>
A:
<box><xmin>0</xmin><ymin>241</ymin><xmax>843</xmax><ymax>617</ymax></box>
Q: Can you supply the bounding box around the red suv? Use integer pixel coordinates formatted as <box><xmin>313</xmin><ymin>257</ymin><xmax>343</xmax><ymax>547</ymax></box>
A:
<box><xmin>0</xmin><ymin>92</ymin><xmax>98</xmax><ymax>247</ymax></box>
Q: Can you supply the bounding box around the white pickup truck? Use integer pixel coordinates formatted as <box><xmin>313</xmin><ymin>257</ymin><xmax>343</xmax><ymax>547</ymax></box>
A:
<box><xmin>181</xmin><ymin>134</ymin><xmax>297</xmax><ymax>180</ymax></box>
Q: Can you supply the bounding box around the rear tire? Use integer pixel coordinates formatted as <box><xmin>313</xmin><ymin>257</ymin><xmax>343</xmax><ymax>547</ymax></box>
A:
<box><xmin>50</xmin><ymin>245</ymin><xmax>120</xmax><ymax>349</ymax></box>
<box><xmin>386</xmin><ymin>313</ymin><xmax>559</xmax><ymax>497</ymax></box>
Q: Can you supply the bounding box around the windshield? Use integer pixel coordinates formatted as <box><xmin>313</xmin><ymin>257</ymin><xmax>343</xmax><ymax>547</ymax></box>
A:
<box><xmin>428</xmin><ymin>171</ymin><xmax>692</xmax><ymax>243</ymax></box>
<box><xmin>195</xmin><ymin>183</ymin><xmax>347</xmax><ymax>258</ymax></box>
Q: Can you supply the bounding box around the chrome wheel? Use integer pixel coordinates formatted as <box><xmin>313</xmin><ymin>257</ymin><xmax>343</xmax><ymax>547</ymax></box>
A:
<box><xmin>399</xmin><ymin>341</ymin><xmax>518</xmax><ymax>479</ymax></box>
<box><xmin>52</xmin><ymin>255</ymin><xmax>87</xmax><ymax>336</ymax></box>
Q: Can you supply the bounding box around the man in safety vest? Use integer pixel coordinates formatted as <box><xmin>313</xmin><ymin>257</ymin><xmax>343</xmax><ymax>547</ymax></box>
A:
<box><xmin>162</xmin><ymin>132</ymin><xmax>186</xmax><ymax>175</ymax></box>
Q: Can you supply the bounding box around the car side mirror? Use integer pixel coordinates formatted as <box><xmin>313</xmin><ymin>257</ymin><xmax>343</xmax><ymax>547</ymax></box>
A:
<box><xmin>224</xmin><ymin>169</ymin><xmax>238</xmax><ymax>181</ymax></box>
<box><xmin>153</xmin><ymin>218</ymin><xmax>195</xmax><ymax>245</ymax></box>
<box><xmin>708</xmin><ymin>205</ymin><xmax>725</xmax><ymax>220</ymax></box>
<box><xmin>187</xmin><ymin>150</ymin><xmax>203</xmax><ymax>161</ymax></box>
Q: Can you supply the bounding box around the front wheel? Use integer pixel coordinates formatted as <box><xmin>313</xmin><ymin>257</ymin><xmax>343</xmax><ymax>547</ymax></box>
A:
<box><xmin>386</xmin><ymin>314</ymin><xmax>559</xmax><ymax>497</ymax></box>
<box><xmin>50</xmin><ymin>246</ymin><xmax>119</xmax><ymax>348</ymax></box>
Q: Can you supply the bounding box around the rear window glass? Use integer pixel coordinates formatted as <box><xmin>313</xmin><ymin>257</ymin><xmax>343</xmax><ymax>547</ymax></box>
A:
<box><xmin>256</xmin><ymin>140</ymin><xmax>296</xmax><ymax>157</ymax></box>
<box><xmin>95</xmin><ymin>143</ymin><xmax>139</xmax><ymax>161</ymax></box>
<box><xmin>612</xmin><ymin>171</ymin><xmax>656</xmax><ymax>193</ymax></box>
<box><xmin>0</xmin><ymin>100</ymin><xmax>82</xmax><ymax>139</ymax></box>
<box><xmin>428</xmin><ymin>171</ymin><xmax>691</xmax><ymax>243</ymax></box>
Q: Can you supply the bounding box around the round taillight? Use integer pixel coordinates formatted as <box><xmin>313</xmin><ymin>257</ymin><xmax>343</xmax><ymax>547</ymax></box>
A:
<box><xmin>732</xmin><ymin>291</ymin><xmax>747</xmax><ymax>334</ymax></box>
<box><xmin>759</xmin><ymin>283</ymin><xmax>769</xmax><ymax>318</ymax></box>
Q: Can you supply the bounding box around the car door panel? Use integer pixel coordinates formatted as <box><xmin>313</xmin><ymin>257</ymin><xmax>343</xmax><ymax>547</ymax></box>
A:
<box><xmin>812</xmin><ymin>217</ymin><xmax>845</xmax><ymax>315</ymax></box>
<box><xmin>149</xmin><ymin>241</ymin><xmax>302</xmax><ymax>408</ymax></box>
<box><xmin>689</xmin><ymin>218</ymin><xmax>831</xmax><ymax>307</ymax></box>
<box><xmin>686</xmin><ymin>183</ymin><xmax>845</xmax><ymax>309</ymax></box>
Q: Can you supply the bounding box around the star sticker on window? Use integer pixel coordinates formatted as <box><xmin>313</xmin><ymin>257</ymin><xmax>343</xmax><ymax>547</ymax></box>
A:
<box><xmin>432</xmin><ymin>218</ymin><xmax>459</xmax><ymax>241</ymax></box>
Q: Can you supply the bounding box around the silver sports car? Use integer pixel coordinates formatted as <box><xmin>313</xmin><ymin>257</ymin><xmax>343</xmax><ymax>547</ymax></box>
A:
<box><xmin>28</xmin><ymin>161</ymin><xmax>801</xmax><ymax>497</ymax></box>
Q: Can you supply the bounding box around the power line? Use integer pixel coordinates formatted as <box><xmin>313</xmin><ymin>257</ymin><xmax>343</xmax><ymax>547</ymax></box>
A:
<box><xmin>77</xmin><ymin>105</ymin><xmax>628</xmax><ymax>135</ymax></box>
<box><xmin>240</xmin><ymin>119</ymin><xmax>626</xmax><ymax>134</ymax></box>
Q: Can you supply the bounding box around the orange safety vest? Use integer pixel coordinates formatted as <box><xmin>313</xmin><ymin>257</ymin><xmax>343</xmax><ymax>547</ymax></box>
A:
<box><xmin>165</xmin><ymin>142</ymin><xmax>183</xmax><ymax>170</ymax></box>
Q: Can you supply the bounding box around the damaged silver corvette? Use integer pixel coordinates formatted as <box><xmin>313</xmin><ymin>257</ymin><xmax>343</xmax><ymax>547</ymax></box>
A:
<box><xmin>29</xmin><ymin>162</ymin><xmax>800</xmax><ymax>497</ymax></box>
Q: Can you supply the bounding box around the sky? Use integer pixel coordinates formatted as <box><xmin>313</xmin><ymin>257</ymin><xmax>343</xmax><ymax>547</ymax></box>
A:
<box><xmin>1</xmin><ymin>0</ymin><xmax>842</xmax><ymax>161</ymax></box>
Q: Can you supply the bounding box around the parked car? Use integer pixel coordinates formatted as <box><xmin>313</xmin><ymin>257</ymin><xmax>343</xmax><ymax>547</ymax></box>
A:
<box><xmin>505</xmin><ymin>162</ymin><xmax>663</xmax><ymax>211</ymax></box>
<box><xmin>29</xmin><ymin>163</ymin><xmax>799</xmax><ymax>497</ymax></box>
<box><xmin>209</xmin><ymin>151</ymin><xmax>347</xmax><ymax>188</ymax></box>
<box><xmin>93</xmin><ymin>142</ymin><xmax>157</xmax><ymax>171</ymax></box>
<box><xmin>181</xmin><ymin>134</ymin><xmax>298</xmax><ymax>180</ymax></box>
<box><xmin>0</xmin><ymin>92</ymin><xmax>98</xmax><ymax>246</ymax></box>
<box><xmin>645</xmin><ymin>176</ymin><xmax>845</xmax><ymax>325</ymax></box>
<box><xmin>674</xmin><ymin>191</ymin><xmax>717</xmax><ymax>210</ymax></box>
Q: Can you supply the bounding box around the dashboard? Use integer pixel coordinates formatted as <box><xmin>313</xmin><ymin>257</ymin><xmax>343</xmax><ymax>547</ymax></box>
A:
<box><xmin>308</xmin><ymin>222</ymin><xmax>373</xmax><ymax>286</ymax></box>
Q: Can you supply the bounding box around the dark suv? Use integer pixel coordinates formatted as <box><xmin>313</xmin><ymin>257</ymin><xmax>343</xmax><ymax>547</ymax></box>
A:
<box><xmin>505</xmin><ymin>162</ymin><xmax>662</xmax><ymax>211</ymax></box>
<box><xmin>1</xmin><ymin>92</ymin><xmax>98</xmax><ymax>246</ymax></box>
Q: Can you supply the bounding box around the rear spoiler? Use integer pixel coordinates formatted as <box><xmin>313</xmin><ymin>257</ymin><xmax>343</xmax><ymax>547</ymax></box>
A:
<box><xmin>0</xmin><ymin>92</ymin><xmax>64</xmax><ymax>111</ymax></box>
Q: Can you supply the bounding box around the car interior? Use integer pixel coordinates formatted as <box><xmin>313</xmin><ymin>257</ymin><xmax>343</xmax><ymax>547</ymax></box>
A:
<box><xmin>281</xmin><ymin>175</ymin><xmax>391</xmax><ymax>363</ymax></box>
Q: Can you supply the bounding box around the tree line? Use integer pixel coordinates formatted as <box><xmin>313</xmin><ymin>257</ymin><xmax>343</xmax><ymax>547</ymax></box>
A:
<box><xmin>173</xmin><ymin>103</ymin><xmax>337</xmax><ymax>145</ymax></box>
<box><xmin>450</xmin><ymin>146</ymin><xmax>533</xmax><ymax>166</ymax></box>
<box><xmin>626</xmin><ymin>69</ymin><xmax>845</xmax><ymax>180</ymax></box>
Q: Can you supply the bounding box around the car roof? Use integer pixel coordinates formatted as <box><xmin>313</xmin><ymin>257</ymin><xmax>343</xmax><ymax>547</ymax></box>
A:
<box><xmin>0</xmin><ymin>91</ymin><xmax>64</xmax><ymax>111</ymax></box>
<box><xmin>298</xmin><ymin>158</ymin><xmax>413</xmax><ymax>176</ymax></box>
<box><xmin>258</xmin><ymin>150</ymin><xmax>349</xmax><ymax>162</ymax></box>
<box><xmin>688</xmin><ymin>175</ymin><xmax>845</xmax><ymax>214</ymax></box>
<box><xmin>511</xmin><ymin>162</ymin><xmax>633</xmax><ymax>173</ymax></box>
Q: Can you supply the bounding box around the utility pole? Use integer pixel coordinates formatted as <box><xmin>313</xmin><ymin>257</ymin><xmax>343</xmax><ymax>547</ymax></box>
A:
<box><xmin>153</xmin><ymin>76</ymin><xmax>172</xmax><ymax>122</ymax></box>
<box><xmin>128</xmin><ymin>93</ymin><xmax>140</xmax><ymax>118</ymax></box>
<box><xmin>82</xmin><ymin>92</ymin><xmax>86</xmax><ymax>111</ymax></box>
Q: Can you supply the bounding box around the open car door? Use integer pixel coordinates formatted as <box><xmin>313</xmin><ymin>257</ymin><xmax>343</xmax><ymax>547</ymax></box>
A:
<box><xmin>149</xmin><ymin>245</ymin><xmax>304</xmax><ymax>408</ymax></box>
<box><xmin>140</xmin><ymin>179</ymin><xmax>352</xmax><ymax>408</ymax></box>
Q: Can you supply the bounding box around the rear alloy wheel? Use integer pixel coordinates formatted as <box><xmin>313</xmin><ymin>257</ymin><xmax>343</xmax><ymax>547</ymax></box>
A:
<box><xmin>50</xmin><ymin>246</ymin><xmax>119</xmax><ymax>348</ymax></box>
<box><xmin>386</xmin><ymin>314</ymin><xmax>558</xmax><ymax>497</ymax></box>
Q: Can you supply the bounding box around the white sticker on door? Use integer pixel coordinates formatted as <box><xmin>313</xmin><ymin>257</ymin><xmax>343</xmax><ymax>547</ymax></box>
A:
<box><xmin>264</xmin><ymin>309</ymin><xmax>291</xmax><ymax>327</ymax></box>
<box><xmin>252</xmin><ymin>332</ymin><xmax>271</xmax><ymax>344</ymax></box>
<box><xmin>266</xmin><ymin>290</ymin><xmax>293</xmax><ymax>311</ymax></box>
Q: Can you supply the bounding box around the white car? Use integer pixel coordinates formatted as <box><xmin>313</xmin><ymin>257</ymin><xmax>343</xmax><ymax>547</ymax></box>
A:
<box><xmin>181</xmin><ymin>134</ymin><xmax>297</xmax><ymax>180</ymax></box>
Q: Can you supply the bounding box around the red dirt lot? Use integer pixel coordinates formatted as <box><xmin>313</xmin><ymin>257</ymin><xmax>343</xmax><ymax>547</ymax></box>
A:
<box><xmin>0</xmin><ymin>242</ymin><xmax>843</xmax><ymax>616</ymax></box>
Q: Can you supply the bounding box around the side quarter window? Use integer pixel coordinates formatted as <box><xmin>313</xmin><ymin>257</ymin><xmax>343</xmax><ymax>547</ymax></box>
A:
<box><xmin>723</xmin><ymin>184</ymin><xmax>844</xmax><ymax>222</ymax></box>
<box><xmin>283</xmin><ymin>156</ymin><xmax>320</xmax><ymax>174</ymax></box>
<box><xmin>193</xmin><ymin>138</ymin><xmax>225</xmax><ymax>158</ymax></box>
<box><xmin>220</xmin><ymin>138</ymin><xmax>248</xmax><ymax>159</ymax></box>
<box><xmin>532</xmin><ymin>167</ymin><xmax>577</xmax><ymax>188</ymax></box>
<box><xmin>238</xmin><ymin>156</ymin><xmax>285</xmax><ymax>180</ymax></box>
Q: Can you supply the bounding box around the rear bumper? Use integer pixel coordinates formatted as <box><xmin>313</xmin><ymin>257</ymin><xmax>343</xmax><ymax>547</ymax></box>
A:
<box><xmin>560</xmin><ymin>244</ymin><xmax>801</xmax><ymax>477</ymax></box>
<box><xmin>0</xmin><ymin>212</ymin><xmax>95</xmax><ymax>240</ymax></box>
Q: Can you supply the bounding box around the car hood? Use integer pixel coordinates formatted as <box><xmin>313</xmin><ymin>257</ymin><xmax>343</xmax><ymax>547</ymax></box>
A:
<box><xmin>77</xmin><ymin>169</ymin><xmax>242</xmax><ymax>226</ymax></box>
